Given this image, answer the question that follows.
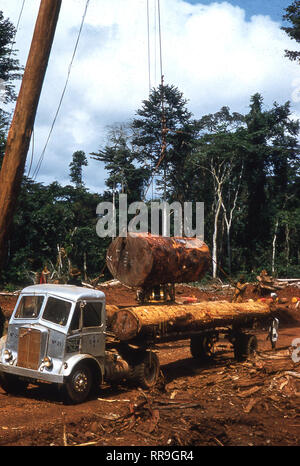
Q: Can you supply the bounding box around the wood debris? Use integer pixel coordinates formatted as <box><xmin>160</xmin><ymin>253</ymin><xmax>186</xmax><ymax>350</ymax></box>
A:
<box><xmin>237</xmin><ymin>386</ymin><xmax>262</xmax><ymax>398</ymax></box>
<box><xmin>244</xmin><ymin>398</ymin><xmax>259</xmax><ymax>413</ymax></box>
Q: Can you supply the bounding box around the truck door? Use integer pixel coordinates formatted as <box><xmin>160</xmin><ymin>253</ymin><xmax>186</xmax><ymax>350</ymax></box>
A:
<box><xmin>79</xmin><ymin>301</ymin><xmax>105</xmax><ymax>357</ymax></box>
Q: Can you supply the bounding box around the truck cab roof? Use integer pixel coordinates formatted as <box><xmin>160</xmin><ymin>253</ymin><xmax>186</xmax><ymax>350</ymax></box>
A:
<box><xmin>20</xmin><ymin>284</ymin><xmax>105</xmax><ymax>302</ymax></box>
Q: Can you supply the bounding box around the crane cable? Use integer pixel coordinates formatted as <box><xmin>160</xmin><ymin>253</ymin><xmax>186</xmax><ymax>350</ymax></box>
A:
<box><xmin>31</xmin><ymin>0</ymin><xmax>90</xmax><ymax>180</ymax></box>
<box><xmin>142</xmin><ymin>0</ymin><xmax>166</xmax><ymax>201</ymax></box>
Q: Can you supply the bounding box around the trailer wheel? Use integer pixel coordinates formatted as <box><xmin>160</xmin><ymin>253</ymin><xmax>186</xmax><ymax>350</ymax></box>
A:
<box><xmin>234</xmin><ymin>334</ymin><xmax>257</xmax><ymax>362</ymax></box>
<box><xmin>130</xmin><ymin>352</ymin><xmax>160</xmax><ymax>389</ymax></box>
<box><xmin>0</xmin><ymin>372</ymin><xmax>28</xmax><ymax>395</ymax></box>
<box><xmin>190</xmin><ymin>333</ymin><xmax>216</xmax><ymax>361</ymax></box>
<box><xmin>64</xmin><ymin>362</ymin><xmax>93</xmax><ymax>404</ymax></box>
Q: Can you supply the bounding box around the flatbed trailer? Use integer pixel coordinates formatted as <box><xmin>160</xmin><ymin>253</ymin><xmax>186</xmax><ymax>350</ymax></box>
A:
<box><xmin>0</xmin><ymin>285</ymin><xmax>278</xmax><ymax>404</ymax></box>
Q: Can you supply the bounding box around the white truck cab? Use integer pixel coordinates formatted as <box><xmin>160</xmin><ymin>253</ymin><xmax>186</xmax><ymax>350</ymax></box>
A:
<box><xmin>0</xmin><ymin>284</ymin><xmax>159</xmax><ymax>403</ymax></box>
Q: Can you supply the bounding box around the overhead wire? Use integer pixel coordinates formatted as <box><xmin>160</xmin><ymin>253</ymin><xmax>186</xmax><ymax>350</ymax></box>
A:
<box><xmin>27</xmin><ymin>127</ymin><xmax>34</xmax><ymax>178</ymax></box>
<box><xmin>146</xmin><ymin>0</ymin><xmax>151</xmax><ymax>94</ymax></box>
<box><xmin>8</xmin><ymin>0</ymin><xmax>26</xmax><ymax>59</ymax></box>
<box><xmin>32</xmin><ymin>0</ymin><xmax>90</xmax><ymax>180</ymax></box>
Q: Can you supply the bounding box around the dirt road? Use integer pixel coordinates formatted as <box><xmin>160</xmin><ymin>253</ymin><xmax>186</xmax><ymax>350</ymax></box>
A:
<box><xmin>0</xmin><ymin>283</ymin><xmax>299</xmax><ymax>446</ymax></box>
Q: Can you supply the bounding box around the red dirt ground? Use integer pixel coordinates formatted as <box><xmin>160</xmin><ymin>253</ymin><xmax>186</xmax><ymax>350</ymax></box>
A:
<box><xmin>0</xmin><ymin>282</ymin><xmax>300</xmax><ymax>448</ymax></box>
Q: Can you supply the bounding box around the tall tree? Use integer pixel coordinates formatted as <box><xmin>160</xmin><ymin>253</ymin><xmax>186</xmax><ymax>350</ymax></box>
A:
<box><xmin>193</xmin><ymin>107</ymin><xmax>245</xmax><ymax>277</ymax></box>
<box><xmin>131</xmin><ymin>83</ymin><xmax>193</xmax><ymax>200</ymax></box>
<box><xmin>91</xmin><ymin>124</ymin><xmax>151</xmax><ymax>203</ymax></box>
<box><xmin>0</xmin><ymin>10</ymin><xmax>22</xmax><ymax>168</ymax></box>
<box><xmin>0</xmin><ymin>1</ymin><xmax>62</xmax><ymax>274</ymax></box>
<box><xmin>234</xmin><ymin>94</ymin><xmax>299</xmax><ymax>272</ymax></box>
<box><xmin>69</xmin><ymin>150</ymin><xmax>88</xmax><ymax>188</ymax></box>
<box><xmin>282</xmin><ymin>1</ymin><xmax>300</xmax><ymax>62</ymax></box>
<box><xmin>0</xmin><ymin>10</ymin><xmax>22</xmax><ymax>105</ymax></box>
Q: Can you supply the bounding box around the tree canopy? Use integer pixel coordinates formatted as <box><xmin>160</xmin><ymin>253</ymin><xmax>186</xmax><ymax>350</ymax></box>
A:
<box><xmin>282</xmin><ymin>0</ymin><xmax>300</xmax><ymax>62</ymax></box>
<box><xmin>0</xmin><ymin>8</ymin><xmax>299</xmax><ymax>287</ymax></box>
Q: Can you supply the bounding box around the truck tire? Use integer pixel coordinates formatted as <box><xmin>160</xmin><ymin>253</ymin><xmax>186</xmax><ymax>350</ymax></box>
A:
<box><xmin>129</xmin><ymin>352</ymin><xmax>160</xmax><ymax>389</ymax></box>
<box><xmin>0</xmin><ymin>372</ymin><xmax>28</xmax><ymax>395</ymax></box>
<box><xmin>234</xmin><ymin>334</ymin><xmax>257</xmax><ymax>362</ymax></box>
<box><xmin>190</xmin><ymin>333</ymin><xmax>216</xmax><ymax>361</ymax></box>
<box><xmin>64</xmin><ymin>362</ymin><xmax>93</xmax><ymax>404</ymax></box>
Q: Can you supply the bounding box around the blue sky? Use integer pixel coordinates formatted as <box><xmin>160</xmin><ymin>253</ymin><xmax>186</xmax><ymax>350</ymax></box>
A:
<box><xmin>1</xmin><ymin>0</ymin><xmax>300</xmax><ymax>192</ymax></box>
<box><xmin>186</xmin><ymin>0</ymin><xmax>292</xmax><ymax>23</ymax></box>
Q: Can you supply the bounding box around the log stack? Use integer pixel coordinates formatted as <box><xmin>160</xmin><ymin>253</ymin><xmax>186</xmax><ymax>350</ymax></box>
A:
<box><xmin>110</xmin><ymin>300</ymin><xmax>271</xmax><ymax>342</ymax></box>
<box><xmin>106</xmin><ymin>233</ymin><xmax>210</xmax><ymax>288</ymax></box>
<box><xmin>106</xmin><ymin>304</ymin><xmax>119</xmax><ymax>328</ymax></box>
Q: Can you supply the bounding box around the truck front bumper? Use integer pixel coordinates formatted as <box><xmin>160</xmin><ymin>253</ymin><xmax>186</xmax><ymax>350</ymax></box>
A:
<box><xmin>0</xmin><ymin>362</ymin><xmax>65</xmax><ymax>384</ymax></box>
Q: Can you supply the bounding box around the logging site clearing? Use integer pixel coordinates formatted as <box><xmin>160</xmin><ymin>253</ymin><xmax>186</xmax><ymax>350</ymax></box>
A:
<box><xmin>0</xmin><ymin>280</ymin><xmax>300</xmax><ymax>447</ymax></box>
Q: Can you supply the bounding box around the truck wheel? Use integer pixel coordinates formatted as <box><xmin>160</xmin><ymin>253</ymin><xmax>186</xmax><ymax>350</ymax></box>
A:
<box><xmin>0</xmin><ymin>372</ymin><xmax>28</xmax><ymax>395</ymax></box>
<box><xmin>190</xmin><ymin>333</ymin><xmax>216</xmax><ymax>361</ymax></box>
<box><xmin>234</xmin><ymin>334</ymin><xmax>258</xmax><ymax>362</ymax></box>
<box><xmin>65</xmin><ymin>362</ymin><xmax>93</xmax><ymax>404</ymax></box>
<box><xmin>130</xmin><ymin>352</ymin><xmax>160</xmax><ymax>389</ymax></box>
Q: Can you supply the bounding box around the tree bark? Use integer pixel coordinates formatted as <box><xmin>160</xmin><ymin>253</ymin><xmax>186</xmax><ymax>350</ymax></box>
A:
<box><xmin>272</xmin><ymin>218</ymin><xmax>279</xmax><ymax>275</ymax></box>
<box><xmin>106</xmin><ymin>233</ymin><xmax>210</xmax><ymax>287</ymax></box>
<box><xmin>212</xmin><ymin>197</ymin><xmax>222</xmax><ymax>278</ymax></box>
<box><xmin>111</xmin><ymin>300</ymin><xmax>271</xmax><ymax>341</ymax></box>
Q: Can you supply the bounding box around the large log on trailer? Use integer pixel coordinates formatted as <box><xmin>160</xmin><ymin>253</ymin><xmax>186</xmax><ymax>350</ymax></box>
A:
<box><xmin>106</xmin><ymin>233</ymin><xmax>210</xmax><ymax>287</ymax></box>
<box><xmin>111</xmin><ymin>301</ymin><xmax>271</xmax><ymax>342</ymax></box>
<box><xmin>106</xmin><ymin>304</ymin><xmax>119</xmax><ymax>328</ymax></box>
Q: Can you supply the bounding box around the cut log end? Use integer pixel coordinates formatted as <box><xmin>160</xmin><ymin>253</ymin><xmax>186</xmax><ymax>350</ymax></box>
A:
<box><xmin>106</xmin><ymin>233</ymin><xmax>210</xmax><ymax>288</ymax></box>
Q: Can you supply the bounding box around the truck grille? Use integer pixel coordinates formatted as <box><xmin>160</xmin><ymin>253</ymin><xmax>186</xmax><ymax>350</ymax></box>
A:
<box><xmin>17</xmin><ymin>328</ymin><xmax>42</xmax><ymax>370</ymax></box>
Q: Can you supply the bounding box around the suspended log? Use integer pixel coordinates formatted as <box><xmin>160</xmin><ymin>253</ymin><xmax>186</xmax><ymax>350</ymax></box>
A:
<box><xmin>106</xmin><ymin>233</ymin><xmax>210</xmax><ymax>288</ymax></box>
<box><xmin>111</xmin><ymin>300</ymin><xmax>271</xmax><ymax>342</ymax></box>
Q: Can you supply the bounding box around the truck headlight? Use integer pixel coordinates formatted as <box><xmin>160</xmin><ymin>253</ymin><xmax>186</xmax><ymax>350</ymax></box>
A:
<box><xmin>42</xmin><ymin>356</ymin><xmax>53</xmax><ymax>369</ymax></box>
<box><xmin>3</xmin><ymin>349</ymin><xmax>12</xmax><ymax>362</ymax></box>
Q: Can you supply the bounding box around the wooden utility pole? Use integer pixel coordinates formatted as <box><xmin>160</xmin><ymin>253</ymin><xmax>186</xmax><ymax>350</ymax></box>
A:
<box><xmin>0</xmin><ymin>0</ymin><xmax>62</xmax><ymax>272</ymax></box>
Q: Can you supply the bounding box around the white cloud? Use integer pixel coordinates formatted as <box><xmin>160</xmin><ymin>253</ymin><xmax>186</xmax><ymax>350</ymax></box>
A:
<box><xmin>1</xmin><ymin>0</ymin><xmax>300</xmax><ymax>192</ymax></box>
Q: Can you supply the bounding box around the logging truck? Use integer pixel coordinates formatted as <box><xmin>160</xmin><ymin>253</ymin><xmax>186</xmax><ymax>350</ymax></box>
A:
<box><xmin>0</xmin><ymin>284</ymin><xmax>276</xmax><ymax>404</ymax></box>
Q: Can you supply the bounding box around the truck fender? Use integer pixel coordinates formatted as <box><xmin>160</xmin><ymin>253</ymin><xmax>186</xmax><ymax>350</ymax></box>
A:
<box><xmin>62</xmin><ymin>354</ymin><xmax>104</xmax><ymax>384</ymax></box>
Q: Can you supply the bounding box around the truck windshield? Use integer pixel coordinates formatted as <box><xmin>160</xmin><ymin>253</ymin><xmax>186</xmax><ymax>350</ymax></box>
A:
<box><xmin>15</xmin><ymin>295</ymin><xmax>44</xmax><ymax>319</ymax></box>
<box><xmin>42</xmin><ymin>297</ymin><xmax>72</xmax><ymax>326</ymax></box>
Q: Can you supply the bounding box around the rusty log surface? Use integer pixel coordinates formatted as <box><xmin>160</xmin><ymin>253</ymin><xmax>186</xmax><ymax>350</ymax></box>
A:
<box><xmin>110</xmin><ymin>301</ymin><xmax>271</xmax><ymax>341</ymax></box>
<box><xmin>106</xmin><ymin>233</ymin><xmax>210</xmax><ymax>287</ymax></box>
<box><xmin>106</xmin><ymin>304</ymin><xmax>119</xmax><ymax>328</ymax></box>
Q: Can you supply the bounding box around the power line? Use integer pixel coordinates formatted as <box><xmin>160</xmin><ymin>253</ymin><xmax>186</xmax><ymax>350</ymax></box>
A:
<box><xmin>8</xmin><ymin>0</ymin><xmax>26</xmax><ymax>58</ymax></box>
<box><xmin>32</xmin><ymin>0</ymin><xmax>90</xmax><ymax>180</ymax></box>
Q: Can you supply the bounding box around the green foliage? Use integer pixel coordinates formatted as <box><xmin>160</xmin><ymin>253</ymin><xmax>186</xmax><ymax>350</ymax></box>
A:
<box><xmin>1</xmin><ymin>81</ymin><xmax>300</xmax><ymax>286</ymax></box>
<box><xmin>131</xmin><ymin>84</ymin><xmax>194</xmax><ymax>201</ymax></box>
<box><xmin>282</xmin><ymin>1</ymin><xmax>300</xmax><ymax>62</ymax></box>
<box><xmin>91</xmin><ymin>124</ymin><xmax>151</xmax><ymax>203</ymax></box>
<box><xmin>0</xmin><ymin>10</ymin><xmax>22</xmax><ymax>169</ymax></box>
<box><xmin>69</xmin><ymin>150</ymin><xmax>88</xmax><ymax>187</ymax></box>
<box><xmin>0</xmin><ymin>10</ymin><xmax>22</xmax><ymax>104</ymax></box>
<box><xmin>1</xmin><ymin>178</ymin><xmax>108</xmax><ymax>286</ymax></box>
